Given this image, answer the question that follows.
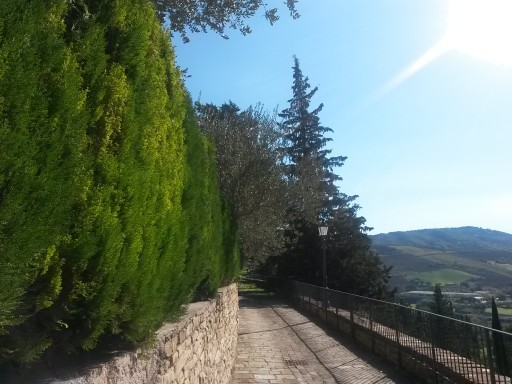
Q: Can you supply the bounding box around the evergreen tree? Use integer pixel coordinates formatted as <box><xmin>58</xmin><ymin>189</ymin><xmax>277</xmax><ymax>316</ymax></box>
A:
<box><xmin>0</xmin><ymin>0</ymin><xmax>91</xmax><ymax>363</ymax></box>
<box><xmin>279</xmin><ymin>56</ymin><xmax>346</xmax><ymax>223</ymax></box>
<box><xmin>269</xmin><ymin>57</ymin><xmax>392</xmax><ymax>298</ymax></box>
<box><xmin>0</xmin><ymin>0</ymin><xmax>239</xmax><ymax>366</ymax></box>
<box><xmin>491</xmin><ymin>297</ymin><xmax>510</xmax><ymax>376</ymax></box>
<box><xmin>430</xmin><ymin>284</ymin><xmax>454</xmax><ymax>317</ymax></box>
<box><xmin>429</xmin><ymin>284</ymin><xmax>455</xmax><ymax>350</ymax></box>
<box><xmin>326</xmin><ymin>209</ymin><xmax>392</xmax><ymax>298</ymax></box>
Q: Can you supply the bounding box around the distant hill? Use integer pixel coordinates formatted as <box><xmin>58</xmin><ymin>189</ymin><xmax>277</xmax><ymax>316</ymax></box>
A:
<box><xmin>372</xmin><ymin>226</ymin><xmax>512</xmax><ymax>252</ymax></box>
<box><xmin>371</xmin><ymin>227</ymin><xmax>512</xmax><ymax>289</ymax></box>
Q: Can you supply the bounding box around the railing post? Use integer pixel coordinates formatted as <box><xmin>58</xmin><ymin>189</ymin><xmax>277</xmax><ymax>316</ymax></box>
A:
<box><xmin>308</xmin><ymin>286</ymin><xmax>311</xmax><ymax>311</ymax></box>
<box><xmin>349</xmin><ymin>295</ymin><xmax>355</xmax><ymax>338</ymax></box>
<box><xmin>394</xmin><ymin>305</ymin><xmax>402</xmax><ymax>368</ymax></box>
<box><xmin>336</xmin><ymin>304</ymin><xmax>339</xmax><ymax>331</ymax></box>
<box><xmin>325</xmin><ymin>288</ymin><xmax>328</xmax><ymax>321</ymax></box>
<box><xmin>429</xmin><ymin>316</ymin><xmax>439</xmax><ymax>384</ymax></box>
<box><xmin>316</xmin><ymin>286</ymin><xmax>320</xmax><ymax>317</ymax></box>
<box><xmin>485</xmin><ymin>329</ymin><xmax>497</xmax><ymax>384</ymax></box>
<box><xmin>369</xmin><ymin>300</ymin><xmax>375</xmax><ymax>354</ymax></box>
<box><xmin>297</xmin><ymin>283</ymin><xmax>301</xmax><ymax>308</ymax></box>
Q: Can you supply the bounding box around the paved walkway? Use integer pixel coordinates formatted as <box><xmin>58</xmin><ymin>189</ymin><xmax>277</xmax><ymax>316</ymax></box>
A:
<box><xmin>231</xmin><ymin>295</ymin><xmax>413</xmax><ymax>384</ymax></box>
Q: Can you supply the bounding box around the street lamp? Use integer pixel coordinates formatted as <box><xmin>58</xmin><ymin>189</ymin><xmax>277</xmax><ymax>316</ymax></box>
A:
<box><xmin>318</xmin><ymin>225</ymin><xmax>328</xmax><ymax>308</ymax></box>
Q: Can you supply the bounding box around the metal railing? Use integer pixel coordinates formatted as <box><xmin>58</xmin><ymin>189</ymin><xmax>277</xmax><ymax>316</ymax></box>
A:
<box><xmin>269</xmin><ymin>279</ymin><xmax>512</xmax><ymax>384</ymax></box>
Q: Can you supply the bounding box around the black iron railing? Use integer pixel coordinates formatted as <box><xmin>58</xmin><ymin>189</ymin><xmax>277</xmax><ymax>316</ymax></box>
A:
<box><xmin>286</xmin><ymin>281</ymin><xmax>512</xmax><ymax>384</ymax></box>
<box><xmin>243</xmin><ymin>276</ymin><xmax>512</xmax><ymax>384</ymax></box>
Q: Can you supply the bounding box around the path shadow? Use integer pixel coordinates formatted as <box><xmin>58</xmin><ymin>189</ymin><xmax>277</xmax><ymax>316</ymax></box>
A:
<box><xmin>238</xmin><ymin>293</ymin><xmax>414</xmax><ymax>384</ymax></box>
<box><xmin>288</xmin><ymin>303</ymin><xmax>415</xmax><ymax>384</ymax></box>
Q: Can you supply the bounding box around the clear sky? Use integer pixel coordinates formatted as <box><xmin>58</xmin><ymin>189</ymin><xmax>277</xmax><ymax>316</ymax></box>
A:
<box><xmin>173</xmin><ymin>0</ymin><xmax>512</xmax><ymax>235</ymax></box>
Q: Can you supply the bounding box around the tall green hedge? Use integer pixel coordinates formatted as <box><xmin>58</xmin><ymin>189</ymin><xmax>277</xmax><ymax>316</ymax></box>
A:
<box><xmin>0</xmin><ymin>0</ymin><xmax>238</xmax><ymax>366</ymax></box>
<box><xmin>182</xmin><ymin>103</ymin><xmax>239</xmax><ymax>299</ymax></box>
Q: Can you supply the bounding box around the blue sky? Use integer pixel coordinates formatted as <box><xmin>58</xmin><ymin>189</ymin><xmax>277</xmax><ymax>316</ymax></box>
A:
<box><xmin>173</xmin><ymin>1</ymin><xmax>512</xmax><ymax>235</ymax></box>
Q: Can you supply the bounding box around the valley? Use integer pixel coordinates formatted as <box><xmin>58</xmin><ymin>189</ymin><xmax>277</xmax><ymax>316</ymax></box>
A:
<box><xmin>372</xmin><ymin>226</ymin><xmax>512</xmax><ymax>330</ymax></box>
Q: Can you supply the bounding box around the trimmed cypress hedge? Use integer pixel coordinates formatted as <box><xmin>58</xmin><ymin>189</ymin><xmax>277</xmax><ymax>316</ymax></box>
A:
<box><xmin>0</xmin><ymin>0</ymin><xmax>238</xmax><ymax>365</ymax></box>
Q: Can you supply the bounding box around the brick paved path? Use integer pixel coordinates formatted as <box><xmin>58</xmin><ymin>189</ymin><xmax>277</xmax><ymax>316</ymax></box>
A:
<box><xmin>231</xmin><ymin>296</ymin><xmax>413</xmax><ymax>384</ymax></box>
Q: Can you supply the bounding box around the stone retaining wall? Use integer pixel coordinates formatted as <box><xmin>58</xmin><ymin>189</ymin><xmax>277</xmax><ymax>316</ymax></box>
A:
<box><xmin>53</xmin><ymin>284</ymin><xmax>238</xmax><ymax>384</ymax></box>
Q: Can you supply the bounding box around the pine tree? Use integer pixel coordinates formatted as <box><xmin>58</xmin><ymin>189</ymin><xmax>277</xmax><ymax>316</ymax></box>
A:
<box><xmin>279</xmin><ymin>56</ymin><xmax>346</xmax><ymax>223</ymax></box>
<box><xmin>270</xmin><ymin>57</ymin><xmax>392</xmax><ymax>298</ymax></box>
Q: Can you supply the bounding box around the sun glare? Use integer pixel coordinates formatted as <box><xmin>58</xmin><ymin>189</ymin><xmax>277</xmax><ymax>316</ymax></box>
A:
<box><xmin>446</xmin><ymin>0</ymin><xmax>512</xmax><ymax>66</ymax></box>
<box><xmin>375</xmin><ymin>0</ymin><xmax>512</xmax><ymax>99</ymax></box>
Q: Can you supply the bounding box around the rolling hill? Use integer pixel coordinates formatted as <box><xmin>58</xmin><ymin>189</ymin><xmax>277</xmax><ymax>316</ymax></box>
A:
<box><xmin>371</xmin><ymin>227</ymin><xmax>512</xmax><ymax>289</ymax></box>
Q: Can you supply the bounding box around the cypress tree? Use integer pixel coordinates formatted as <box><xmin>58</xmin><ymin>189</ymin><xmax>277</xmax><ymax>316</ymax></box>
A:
<box><xmin>430</xmin><ymin>284</ymin><xmax>454</xmax><ymax>317</ymax></box>
<box><xmin>0</xmin><ymin>0</ymin><xmax>89</xmax><ymax>363</ymax></box>
<box><xmin>429</xmin><ymin>284</ymin><xmax>455</xmax><ymax>349</ymax></box>
<box><xmin>0</xmin><ymin>0</ymin><xmax>239</xmax><ymax>366</ymax></box>
<box><xmin>491</xmin><ymin>297</ymin><xmax>510</xmax><ymax>376</ymax></box>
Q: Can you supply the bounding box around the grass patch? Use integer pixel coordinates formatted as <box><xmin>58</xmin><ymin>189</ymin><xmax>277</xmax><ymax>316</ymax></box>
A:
<box><xmin>391</xmin><ymin>245</ymin><xmax>437</xmax><ymax>256</ymax></box>
<box><xmin>238</xmin><ymin>281</ymin><xmax>274</xmax><ymax>297</ymax></box>
<box><xmin>495</xmin><ymin>263</ymin><xmax>512</xmax><ymax>271</ymax></box>
<box><xmin>485</xmin><ymin>307</ymin><xmax>512</xmax><ymax>316</ymax></box>
<box><xmin>409</xmin><ymin>268</ymin><xmax>476</xmax><ymax>285</ymax></box>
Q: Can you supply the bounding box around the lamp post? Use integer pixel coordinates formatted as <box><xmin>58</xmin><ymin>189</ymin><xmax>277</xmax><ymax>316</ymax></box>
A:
<box><xmin>318</xmin><ymin>225</ymin><xmax>328</xmax><ymax>308</ymax></box>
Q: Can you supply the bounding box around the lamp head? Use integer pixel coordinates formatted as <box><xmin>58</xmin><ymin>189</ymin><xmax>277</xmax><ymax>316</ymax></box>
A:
<box><xmin>318</xmin><ymin>226</ymin><xmax>328</xmax><ymax>237</ymax></box>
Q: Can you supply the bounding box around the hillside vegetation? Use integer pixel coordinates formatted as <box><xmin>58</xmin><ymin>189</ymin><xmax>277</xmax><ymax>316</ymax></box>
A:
<box><xmin>372</xmin><ymin>227</ymin><xmax>512</xmax><ymax>289</ymax></box>
<box><xmin>373</xmin><ymin>227</ymin><xmax>512</xmax><ymax>252</ymax></box>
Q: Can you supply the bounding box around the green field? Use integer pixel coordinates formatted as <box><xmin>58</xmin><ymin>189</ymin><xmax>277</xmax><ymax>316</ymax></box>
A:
<box><xmin>238</xmin><ymin>281</ymin><xmax>274</xmax><ymax>298</ymax></box>
<box><xmin>373</xmin><ymin>227</ymin><xmax>512</xmax><ymax>290</ymax></box>
<box><xmin>496</xmin><ymin>263</ymin><xmax>512</xmax><ymax>271</ymax></box>
<box><xmin>485</xmin><ymin>307</ymin><xmax>512</xmax><ymax>316</ymax></box>
<box><xmin>409</xmin><ymin>268</ymin><xmax>476</xmax><ymax>285</ymax></box>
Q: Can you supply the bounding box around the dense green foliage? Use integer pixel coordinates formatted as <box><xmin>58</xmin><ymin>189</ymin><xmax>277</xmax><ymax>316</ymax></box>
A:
<box><xmin>264</xmin><ymin>57</ymin><xmax>392</xmax><ymax>299</ymax></box>
<box><xmin>195</xmin><ymin>102</ymin><xmax>287</xmax><ymax>267</ymax></box>
<box><xmin>0</xmin><ymin>0</ymin><xmax>238</xmax><ymax>366</ymax></box>
<box><xmin>182</xmin><ymin>103</ymin><xmax>239</xmax><ymax>298</ymax></box>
